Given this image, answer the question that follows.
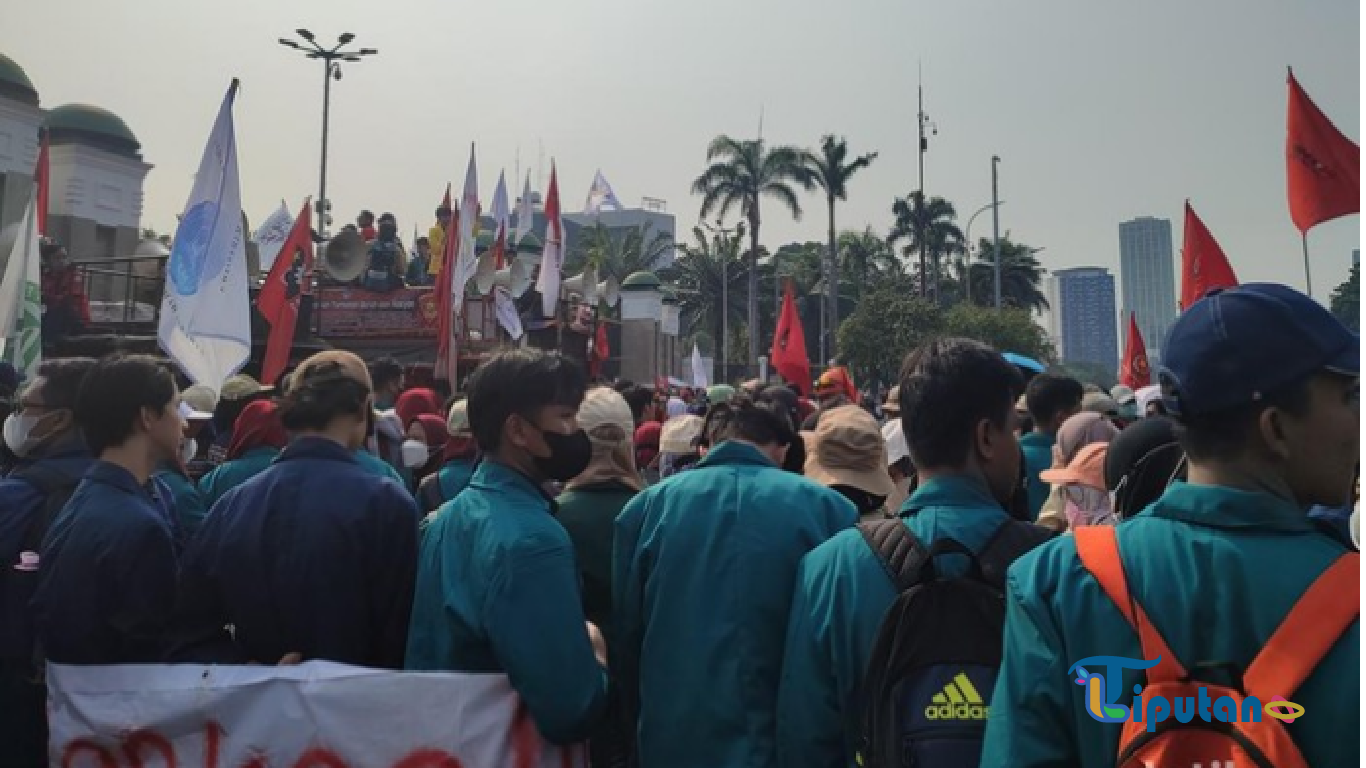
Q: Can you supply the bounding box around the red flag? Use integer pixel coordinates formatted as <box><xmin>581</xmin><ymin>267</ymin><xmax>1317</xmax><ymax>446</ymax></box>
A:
<box><xmin>589</xmin><ymin>322</ymin><xmax>610</xmax><ymax>379</ymax></box>
<box><xmin>257</xmin><ymin>198</ymin><xmax>313</xmax><ymax>387</ymax></box>
<box><xmin>770</xmin><ymin>279</ymin><xmax>811</xmax><ymax>395</ymax></box>
<box><xmin>434</xmin><ymin>185</ymin><xmax>461</xmax><ymax>382</ymax></box>
<box><xmin>1119</xmin><ymin>312</ymin><xmax>1151</xmax><ymax>391</ymax></box>
<box><xmin>1180</xmin><ymin>201</ymin><xmax>1238</xmax><ymax>309</ymax></box>
<box><xmin>1287</xmin><ymin>68</ymin><xmax>1360</xmax><ymax>233</ymax></box>
<box><xmin>34</xmin><ymin>131</ymin><xmax>49</xmax><ymax>237</ymax></box>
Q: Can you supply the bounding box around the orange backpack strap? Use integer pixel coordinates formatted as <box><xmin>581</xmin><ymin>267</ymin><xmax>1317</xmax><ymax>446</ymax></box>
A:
<box><xmin>1074</xmin><ymin>526</ymin><xmax>1185</xmax><ymax>682</ymax></box>
<box><xmin>1244</xmin><ymin>552</ymin><xmax>1360</xmax><ymax>700</ymax></box>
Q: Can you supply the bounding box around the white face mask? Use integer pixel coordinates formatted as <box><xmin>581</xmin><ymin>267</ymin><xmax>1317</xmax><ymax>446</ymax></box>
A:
<box><xmin>401</xmin><ymin>439</ymin><xmax>431</xmax><ymax>469</ymax></box>
<box><xmin>180</xmin><ymin>436</ymin><xmax>199</xmax><ymax>466</ymax></box>
<box><xmin>3</xmin><ymin>413</ymin><xmax>41</xmax><ymax>457</ymax></box>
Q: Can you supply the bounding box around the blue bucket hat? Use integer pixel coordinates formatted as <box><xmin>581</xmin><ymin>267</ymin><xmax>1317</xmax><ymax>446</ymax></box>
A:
<box><xmin>1158</xmin><ymin>283</ymin><xmax>1358</xmax><ymax>419</ymax></box>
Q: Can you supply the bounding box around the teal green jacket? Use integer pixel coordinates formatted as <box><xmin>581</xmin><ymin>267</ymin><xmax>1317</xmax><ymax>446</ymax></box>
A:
<box><xmin>981</xmin><ymin>482</ymin><xmax>1360</xmax><ymax>767</ymax></box>
<box><xmin>153</xmin><ymin>468</ymin><xmax>208</xmax><ymax>539</ymax></box>
<box><xmin>1019</xmin><ymin>431</ymin><xmax>1055</xmax><ymax>521</ymax></box>
<box><xmin>777</xmin><ymin>475</ymin><xmax>1017</xmax><ymax>768</ymax></box>
<box><xmin>405</xmin><ymin>460</ymin><xmax>607</xmax><ymax>745</ymax></box>
<box><xmin>197</xmin><ymin>447</ymin><xmax>279</xmax><ymax>507</ymax></box>
<box><xmin>354</xmin><ymin>448</ymin><xmax>407</xmax><ymax>487</ymax></box>
<box><xmin>614</xmin><ymin>440</ymin><xmax>857</xmax><ymax>768</ymax></box>
<box><xmin>436</xmin><ymin>458</ymin><xmax>477</xmax><ymax>500</ymax></box>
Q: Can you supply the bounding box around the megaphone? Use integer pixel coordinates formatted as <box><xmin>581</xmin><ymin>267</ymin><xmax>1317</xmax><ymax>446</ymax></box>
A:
<box><xmin>561</xmin><ymin>267</ymin><xmax>599</xmax><ymax>305</ymax></box>
<box><xmin>474</xmin><ymin>250</ymin><xmax>532</xmax><ymax>297</ymax></box>
<box><xmin>597</xmin><ymin>274</ymin><xmax>620</xmax><ymax>308</ymax></box>
<box><xmin>320</xmin><ymin>229</ymin><xmax>367</xmax><ymax>282</ymax></box>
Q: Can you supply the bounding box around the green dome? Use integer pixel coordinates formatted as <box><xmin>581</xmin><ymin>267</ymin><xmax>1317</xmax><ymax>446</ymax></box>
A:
<box><xmin>45</xmin><ymin>104</ymin><xmax>140</xmax><ymax>153</ymax></box>
<box><xmin>621</xmin><ymin>271</ymin><xmax>661</xmax><ymax>290</ymax></box>
<box><xmin>475</xmin><ymin>229</ymin><xmax>496</xmax><ymax>250</ymax></box>
<box><xmin>0</xmin><ymin>53</ymin><xmax>37</xmax><ymax>105</ymax></box>
<box><xmin>515</xmin><ymin>231</ymin><xmax>542</xmax><ymax>253</ymax></box>
<box><xmin>660</xmin><ymin>286</ymin><xmax>679</xmax><ymax>304</ymax></box>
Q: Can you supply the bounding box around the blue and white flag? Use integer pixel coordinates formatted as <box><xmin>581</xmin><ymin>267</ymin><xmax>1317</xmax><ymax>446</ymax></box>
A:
<box><xmin>158</xmin><ymin>81</ymin><xmax>252</xmax><ymax>395</ymax></box>
<box><xmin>583</xmin><ymin>170</ymin><xmax>623</xmax><ymax>215</ymax></box>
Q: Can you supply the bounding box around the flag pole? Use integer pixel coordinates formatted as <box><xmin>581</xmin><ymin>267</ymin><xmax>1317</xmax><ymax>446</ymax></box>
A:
<box><xmin>1301</xmin><ymin>232</ymin><xmax>1313</xmax><ymax>298</ymax></box>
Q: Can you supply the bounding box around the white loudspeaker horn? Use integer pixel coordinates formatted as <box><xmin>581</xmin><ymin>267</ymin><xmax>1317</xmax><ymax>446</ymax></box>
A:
<box><xmin>597</xmin><ymin>275</ymin><xmax>620</xmax><ymax>308</ymax></box>
<box><xmin>560</xmin><ymin>266</ymin><xmax>599</xmax><ymax>305</ymax></box>
<box><xmin>474</xmin><ymin>250</ymin><xmax>532</xmax><ymax>297</ymax></box>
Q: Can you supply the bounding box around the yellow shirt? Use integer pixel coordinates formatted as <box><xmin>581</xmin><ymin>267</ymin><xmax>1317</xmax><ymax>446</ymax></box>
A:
<box><xmin>428</xmin><ymin>225</ymin><xmax>447</xmax><ymax>276</ymax></box>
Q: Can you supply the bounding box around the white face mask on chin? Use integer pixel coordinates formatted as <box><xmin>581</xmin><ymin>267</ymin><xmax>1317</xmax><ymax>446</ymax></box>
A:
<box><xmin>401</xmin><ymin>439</ymin><xmax>431</xmax><ymax>469</ymax></box>
<box><xmin>3</xmin><ymin>413</ymin><xmax>39</xmax><ymax>457</ymax></box>
<box><xmin>180</xmin><ymin>436</ymin><xmax>199</xmax><ymax>467</ymax></box>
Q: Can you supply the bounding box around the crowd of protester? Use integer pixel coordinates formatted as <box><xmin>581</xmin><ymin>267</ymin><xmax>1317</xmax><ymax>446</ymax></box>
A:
<box><xmin>0</xmin><ymin>282</ymin><xmax>1357</xmax><ymax>767</ymax></box>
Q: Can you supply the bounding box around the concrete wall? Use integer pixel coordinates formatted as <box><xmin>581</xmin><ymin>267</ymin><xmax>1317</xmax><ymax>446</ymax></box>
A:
<box><xmin>620</xmin><ymin>318</ymin><xmax>659</xmax><ymax>384</ymax></box>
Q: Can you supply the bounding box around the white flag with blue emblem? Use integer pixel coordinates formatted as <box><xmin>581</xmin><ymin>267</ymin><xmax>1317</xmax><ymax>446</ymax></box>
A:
<box><xmin>158</xmin><ymin>81</ymin><xmax>251</xmax><ymax>395</ymax></box>
<box><xmin>583</xmin><ymin>170</ymin><xmax>623</xmax><ymax>215</ymax></box>
<box><xmin>0</xmin><ymin>190</ymin><xmax>42</xmax><ymax>378</ymax></box>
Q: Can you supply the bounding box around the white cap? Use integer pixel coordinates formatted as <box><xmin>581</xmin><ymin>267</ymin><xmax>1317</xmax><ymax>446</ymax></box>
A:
<box><xmin>178</xmin><ymin>401</ymin><xmax>213</xmax><ymax>421</ymax></box>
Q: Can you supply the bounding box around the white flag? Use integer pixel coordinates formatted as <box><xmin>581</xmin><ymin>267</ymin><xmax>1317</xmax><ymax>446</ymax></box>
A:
<box><xmin>535</xmin><ymin>162</ymin><xmax>564</xmax><ymax>318</ymax></box>
<box><xmin>690</xmin><ymin>343</ymin><xmax>709</xmax><ymax>388</ymax></box>
<box><xmin>583</xmin><ymin>169</ymin><xmax>624</xmax><ymax>214</ymax></box>
<box><xmin>158</xmin><ymin>81</ymin><xmax>252</xmax><ymax>395</ymax></box>
<box><xmin>253</xmin><ymin>201</ymin><xmax>293</xmax><ymax>273</ymax></box>
<box><xmin>490</xmin><ymin>170</ymin><xmax>510</xmax><ymax>263</ymax></box>
<box><xmin>514</xmin><ymin>172</ymin><xmax>534</xmax><ymax>246</ymax></box>
<box><xmin>494</xmin><ymin>286</ymin><xmax>524</xmax><ymax>340</ymax></box>
<box><xmin>451</xmin><ymin>143</ymin><xmax>479</xmax><ymax>313</ymax></box>
<box><xmin>0</xmin><ymin>192</ymin><xmax>42</xmax><ymax>377</ymax></box>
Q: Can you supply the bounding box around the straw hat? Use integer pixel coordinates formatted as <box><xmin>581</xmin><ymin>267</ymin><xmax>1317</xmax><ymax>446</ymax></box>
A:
<box><xmin>446</xmin><ymin>399</ymin><xmax>471</xmax><ymax>437</ymax></box>
<box><xmin>660</xmin><ymin>415</ymin><xmax>704</xmax><ymax>454</ymax></box>
<box><xmin>804</xmin><ymin>405</ymin><xmax>895</xmax><ymax>497</ymax></box>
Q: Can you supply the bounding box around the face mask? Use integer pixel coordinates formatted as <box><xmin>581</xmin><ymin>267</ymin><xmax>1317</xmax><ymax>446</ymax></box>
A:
<box><xmin>180</xmin><ymin>437</ymin><xmax>199</xmax><ymax>466</ymax></box>
<box><xmin>401</xmin><ymin>439</ymin><xmax>431</xmax><ymax>469</ymax></box>
<box><xmin>3</xmin><ymin>413</ymin><xmax>39</xmax><ymax>457</ymax></box>
<box><xmin>533</xmin><ymin>428</ymin><xmax>593</xmax><ymax>482</ymax></box>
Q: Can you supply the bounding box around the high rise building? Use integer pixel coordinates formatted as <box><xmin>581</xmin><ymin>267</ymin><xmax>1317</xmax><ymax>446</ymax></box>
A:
<box><xmin>1118</xmin><ymin>217</ymin><xmax>1176</xmax><ymax>359</ymax></box>
<box><xmin>1049</xmin><ymin>267</ymin><xmax>1118</xmax><ymax>372</ymax></box>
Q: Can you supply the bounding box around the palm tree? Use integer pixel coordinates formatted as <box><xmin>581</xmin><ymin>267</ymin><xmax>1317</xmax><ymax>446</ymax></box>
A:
<box><xmin>692</xmin><ymin>136</ymin><xmax>812</xmax><ymax>369</ymax></box>
<box><xmin>958</xmin><ymin>236</ymin><xmax>1049</xmax><ymax>312</ymax></box>
<box><xmin>660</xmin><ymin>225</ymin><xmax>751</xmax><ymax>365</ymax></box>
<box><xmin>838</xmin><ymin>227</ymin><xmax>902</xmax><ymax>299</ymax></box>
<box><xmin>889</xmin><ymin>192</ymin><xmax>964</xmax><ymax>300</ymax></box>
<box><xmin>804</xmin><ymin>136</ymin><xmax>877</xmax><ymax>362</ymax></box>
<box><xmin>566</xmin><ymin>221</ymin><xmax>675</xmax><ymax>284</ymax></box>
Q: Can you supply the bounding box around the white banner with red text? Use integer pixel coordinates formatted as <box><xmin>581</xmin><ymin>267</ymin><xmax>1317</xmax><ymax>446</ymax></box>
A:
<box><xmin>48</xmin><ymin>661</ymin><xmax>587</xmax><ymax>768</ymax></box>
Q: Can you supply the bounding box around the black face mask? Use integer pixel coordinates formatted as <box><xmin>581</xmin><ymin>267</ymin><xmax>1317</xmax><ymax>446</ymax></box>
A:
<box><xmin>533</xmin><ymin>428</ymin><xmax>593</xmax><ymax>482</ymax></box>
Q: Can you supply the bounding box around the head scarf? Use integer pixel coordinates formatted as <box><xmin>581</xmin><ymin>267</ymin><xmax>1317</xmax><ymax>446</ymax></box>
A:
<box><xmin>666</xmin><ymin>396</ymin><xmax>688</xmax><ymax>419</ymax></box>
<box><xmin>1053</xmin><ymin>411</ymin><xmax>1120</xmax><ymax>468</ymax></box>
<box><xmin>635</xmin><ymin>421</ymin><xmax>662</xmax><ymax>471</ymax></box>
<box><xmin>226</xmin><ymin>400</ymin><xmax>288</xmax><ymax>461</ymax></box>
<box><xmin>395</xmin><ymin>387</ymin><xmax>442</xmax><ymax>429</ymax></box>
<box><xmin>568</xmin><ymin>387</ymin><xmax>642</xmax><ymax>491</ymax></box>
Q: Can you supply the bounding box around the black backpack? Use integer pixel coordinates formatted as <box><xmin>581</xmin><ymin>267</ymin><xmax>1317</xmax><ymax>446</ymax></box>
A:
<box><xmin>2</xmin><ymin>464</ymin><xmax>81</xmax><ymax>667</ymax></box>
<box><xmin>856</xmin><ymin>518</ymin><xmax>1055</xmax><ymax>768</ymax></box>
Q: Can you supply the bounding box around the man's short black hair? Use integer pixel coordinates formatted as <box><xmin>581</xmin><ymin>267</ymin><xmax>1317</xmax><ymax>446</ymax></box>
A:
<box><xmin>1025</xmin><ymin>374</ymin><xmax>1084</xmax><ymax>424</ymax></box>
<box><xmin>466</xmin><ymin>350</ymin><xmax>587</xmax><ymax>453</ymax></box>
<box><xmin>436</xmin><ymin>206</ymin><xmax>452</xmax><ymax>217</ymax></box>
<box><xmin>621</xmin><ymin>385</ymin><xmax>654</xmax><ymax>423</ymax></box>
<box><xmin>416</xmin><ymin>237</ymin><xmax>430</xmax><ymax>248</ymax></box>
<box><xmin>279</xmin><ymin>360</ymin><xmax>371</xmax><ymax>432</ymax></box>
<box><xmin>36</xmin><ymin>357</ymin><xmax>97</xmax><ymax>411</ymax></box>
<box><xmin>368</xmin><ymin>356</ymin><xmax>403</xmax><ymax>391</ymax></box>
<box><xmin>702</xmin><ymin>396</ymin><xmax>795</xmax><ymax>448</ymax></box>
<box><xmin>359</xmin><ymin>210</ymin><xmax>375</xmax><ymax>222</ymax></box>
<box><xmin>897</xmin><ymin>338</ymin><xmax>1024</xmax><ymax>470</ymax></box>
<box><xmin>75</xmin><ymin>354</ymin><xmax>177</xmax><ymax>455</ymax></box>
<box><xmin>1175</xmin><ymin>379</ymin><xmax>1312</xmax><ymax>462</ymax></box>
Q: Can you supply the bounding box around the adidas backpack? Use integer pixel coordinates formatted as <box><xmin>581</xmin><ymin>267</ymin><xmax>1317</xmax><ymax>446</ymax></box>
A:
<box><xmin>857</xmin><ymin>518</ymin><xmax>1054</xmax><ymax>768</ymax></box>
<box><xmin>1075</xmin><ymin>526</ymin><xmax>1359</xmax><ymax>768</ymax></box>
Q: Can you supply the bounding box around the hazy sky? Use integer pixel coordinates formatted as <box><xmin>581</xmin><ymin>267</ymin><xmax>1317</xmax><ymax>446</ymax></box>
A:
<box><xmin>6</xmin><ymin>0</ymin><xmax>1361</xmax><ymax>295</ymax></box>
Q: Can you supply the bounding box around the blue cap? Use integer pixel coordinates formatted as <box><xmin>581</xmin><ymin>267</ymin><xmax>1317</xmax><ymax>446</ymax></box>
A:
<box><xmin>0</xmin><ymin>362</ymin><xmax>21</xmax><ymax>396</ymax></box>
<box><xmin>1158</xmin><ymin>283</ymin><xmax>1358</xmax><ymax>418</ymax></box>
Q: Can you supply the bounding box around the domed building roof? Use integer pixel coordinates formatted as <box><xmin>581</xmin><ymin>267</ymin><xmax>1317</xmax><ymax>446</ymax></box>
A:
<box><xmin>44</xmin><ymin>103</ymin><xmax>141</xmax><ymax>158</ymax></box>
<box><xmin>0</xmin><ymin>52</ymin><xmax>38</xmax><ymax>106</ymax></box>
<box><xmin>621</xmin><ymin>271</ymin><xmax>661</xmax><ymax>290</ymax></box>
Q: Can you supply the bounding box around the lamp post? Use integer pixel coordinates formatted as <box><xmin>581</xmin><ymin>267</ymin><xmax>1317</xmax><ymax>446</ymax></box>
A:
<box><xmin>703</xmin><ymin>219</ymin><xmax>740</xmax><ymax>383</ymax></box>
<box><xmin>278</xmin><ymin>30</ymin><xmax>377</xmax><ymax>237</ymax></box>
<box><xmin>916</xmin><ymin>77</ymin><xmax>938</xmax><ymax>302</ymax></box>
<box><xmin>991</xmin><ymin>155</ymin><xmax>1002</xmax><ymax>309</ymax></box>
<box><xmin>963</xmin><ymin>200</ymin><xmax>1005</xmax><ymax>305</ymax></box>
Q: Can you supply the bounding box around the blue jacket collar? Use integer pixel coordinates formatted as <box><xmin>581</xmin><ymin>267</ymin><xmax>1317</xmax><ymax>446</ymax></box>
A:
<box><xmin>901</xmin><ymin>474</ymin><xmax>1006</xmax><ymax>517</ymax></box>
<box><xmin>85</xmin><ymin>460</ymin><xmax>152</xmax><ymax>496</ymax></box>
<box><xmin>696</xmin><ymin>441</ymin><xmax>776</xmax><ymax>470</ymax></box>
<box><xmin>278</xmin><ymin>436</ymin><xmax>360</xmax><ymax>465</ymax></box>
<box><xmin>473</xmin><ymin>459</ymin><xmax>558</xmax><ymax>511</ymax></box>
<box><xmin>1145</xmin><ymin>481</ymin><xmax>1317</xmax><ymax>533</ymax></box>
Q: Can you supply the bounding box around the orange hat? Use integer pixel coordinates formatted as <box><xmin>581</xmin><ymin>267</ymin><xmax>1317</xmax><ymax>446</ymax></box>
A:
<box><xmin>1040</xmin><ymin>442</ymin><xmax>1109</xmax><ymax>491</ymax></box>
<box><xmin>815</xmin><ymin>367</ymin><xmax>858</xmax><ymax>401</ymax></box>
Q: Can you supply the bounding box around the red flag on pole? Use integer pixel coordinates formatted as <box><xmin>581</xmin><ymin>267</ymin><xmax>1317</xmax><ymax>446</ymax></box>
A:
<box><xmin>589</xmin><ymin>322</ymin><xmax>610</xmax><ymax>379</ymax></box>
<box><xmin>1180</xmin><ymin>201</ymin><xmax>1238</xmax><ymax>309</ymax></box>
<box><xmin>1119</xmin><ymin>312</ymin><xmax>1151</xmax><ymax>391</ymax></box>
<box><xmin>256</xmin><ymin>198</ymin><xmax>313</xmax><ymax>387</ymax></box>
<box><xmin>770</xmin><ymin>279</ymin><xmax>811</xmax><ymax>395</ymax></box>
<box><xmin>34</xmin><ymin>131</ymin><xmax>49</xmax><ymax>237</ymax></box>
<box><xmin>1286</xmin><ymin>68</ymin><xmax>1360</xmax><ymax>233</ymax></box>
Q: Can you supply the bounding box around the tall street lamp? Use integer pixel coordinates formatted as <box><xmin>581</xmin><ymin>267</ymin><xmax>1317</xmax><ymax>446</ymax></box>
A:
<box><xmin>279</xmin><ymin>30</ymin><xmax>377</xmax><ymax>237</ymax></box>
<box><xmin>703</xmin><ymin>219</ymin><xmax>741</xmax><ymax>382</ymax></box>
<box><xmin>991</xmin><ymin>155</ymin><xmax>1002</xmax><ymax>309</ymax></box>
<box><xmin>963</xmin><ymin>199</ymin><xmax>1005</xmax><ymax>305</ymax></box>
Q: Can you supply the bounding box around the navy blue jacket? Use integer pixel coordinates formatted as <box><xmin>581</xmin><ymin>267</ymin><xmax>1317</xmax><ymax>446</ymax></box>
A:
<box><xmin>33</xmin><ymin>461</ymin><xmax>179</xmax><ymax>664</ymax></box>
<box><xmin>171</xmin><ymin>437</ymin><xmax>419</xmax><ymax>668</ymax></box>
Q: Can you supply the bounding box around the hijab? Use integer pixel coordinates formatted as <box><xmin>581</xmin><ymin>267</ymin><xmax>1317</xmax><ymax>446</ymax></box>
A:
<box><xmin>568</xmin><ymin>387</ymin><xmax>642</xmax><ymax>492</ymax></box>
<box><xmin>225</xmin><ymin>400</ymin><xmax>288</xmax><ymax>461</ymax></box>
<box><xmin>395</xmin><ymin>388</ymin><xmax>442</xmax><ymax>429</ymax></box>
